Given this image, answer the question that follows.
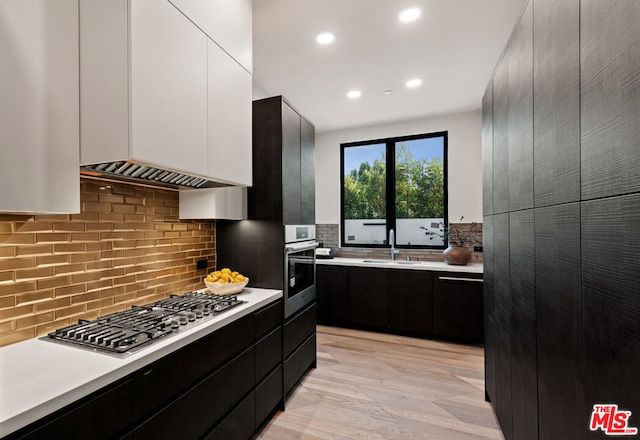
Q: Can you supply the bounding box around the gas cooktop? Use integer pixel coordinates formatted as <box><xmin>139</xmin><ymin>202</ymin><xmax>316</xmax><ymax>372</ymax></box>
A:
<box><xmin>43</xmin><ymin>292</ymin><xmax>245</xmax><ymax>357</ymax></box>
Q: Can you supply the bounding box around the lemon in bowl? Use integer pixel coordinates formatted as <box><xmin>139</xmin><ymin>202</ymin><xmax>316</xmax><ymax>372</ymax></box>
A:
<box><xmin>204</xmin><ymin>269</ymin><xmax>248</xmax><ymax>295</ymax></box>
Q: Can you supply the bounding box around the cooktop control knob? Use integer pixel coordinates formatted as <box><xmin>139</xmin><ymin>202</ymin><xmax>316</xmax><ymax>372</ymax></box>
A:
<box><xmin>178</xmin><ymin>315</ymin><xmax>188</xmax><ymax>325</ymax></box>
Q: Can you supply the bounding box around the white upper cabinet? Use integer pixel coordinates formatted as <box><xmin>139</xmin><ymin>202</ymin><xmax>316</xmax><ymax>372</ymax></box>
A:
<box><xmin>81</xmin><ymin>0</ymin><xmax>252</xmax><ymax>188</ymax></box>
<box><xmin>130</xmin><ymin>0</ymin><xmax>208</xmax><ymax>176</ymax></box>
<box><xmin>168</xmin><ymin>0</ymin><xmax>252</xmax><ymax>73</ymax></box>
<box><xmin>0</xmin><ymin>0</ymin><xmax>80</xmax><ymax>214</ymax></box>
<box><xmin>81</xmin><ymin>0</ymin><xmax>207</xmax><ymax>176</ymax></box>
<box><xmin>208</xmin><ymin>40</ymin><xmax>252</xmax><ymax>186</ymax></box>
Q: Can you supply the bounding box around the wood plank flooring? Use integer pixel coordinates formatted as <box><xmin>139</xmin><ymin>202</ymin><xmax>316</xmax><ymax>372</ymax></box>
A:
<box><xmin>256</xmin><ymin>326</ymin><xmax>504</xmax><ymax>440</ymax></box>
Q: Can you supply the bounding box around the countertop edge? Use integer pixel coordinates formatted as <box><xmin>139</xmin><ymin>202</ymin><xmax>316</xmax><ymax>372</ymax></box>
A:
<box><xmin>0</xmin><ymin>288</ymin><xmax>283</xmax><ymax>438</ymax></box>
<box><xmin>316</xmin><ymin>257</ymin><xmax>483</xmax><ymax>274</ymax></box>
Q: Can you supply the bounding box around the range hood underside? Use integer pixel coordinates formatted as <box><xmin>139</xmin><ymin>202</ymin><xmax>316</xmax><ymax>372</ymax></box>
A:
<box><xmin>81</xmin><ymin>161</ymin><xmax>229</xmax><ymax>190</ymax></box>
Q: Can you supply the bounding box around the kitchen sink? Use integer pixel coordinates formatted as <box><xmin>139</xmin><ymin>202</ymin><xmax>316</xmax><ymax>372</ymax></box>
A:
<box><xmin>362</xmin><ymin>259</ymin><xmax>391</xmax><ymax>263</ymax></box>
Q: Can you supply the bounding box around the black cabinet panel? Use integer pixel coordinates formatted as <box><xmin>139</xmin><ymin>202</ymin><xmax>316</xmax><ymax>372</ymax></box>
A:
<box><xmin>250</xmin><ymin>98</ymin><xmax>284</xmax><ymax>221</ymax></box>
<box><xmin>254</xmin><ymin>299</ymin><xmax>283</xmax><ymax>339</ymax></box>
<box><xmin>432</xmin><ymin>273</ymin><xmax>483</xmax><ymax>342</ymax></box>
<box><xmin>535</xmin><ymin>204</ymin><xmax>584</xmax><ymax>439</ymax></box>
<box><xmin>509</xmin><ymin>209</ymin><xmax>537</xmax><ymax>440</ymax></box>
<box><xmin>256</xmin><ymin>365</ymin><xmax>284</xmax><ymax>427</ymax></box>
<box><xmin>316</xmin><ymin>265</ymin><xmax>350</xmax><ymax>324</ymax></box>
<box><xmin>582</xmin><ymin>196</ymin><xmax>640</xmax><ymax>420</ymax></box>
<box><xmin>255</xmin><ymin>327</ymin><xmax>283</xmax><ymax>383</ymax></box>
<box><xmin>508</xmin><ymin>2</ymin><xmax>533</xmax><ymax>212</ymax></box>
<box><xmin>282</xmin><ymin>101</ymin><xmax>302</xmax><ymax>225</ymax></box>
<box><xmin>348</xmin><ymin>267</ymin><xmax>389</xmax><ymax>328</ymax></box>
<box><xmin>388</xmin><ymin>270</ymin><xmax>433</xmax><ymax>334</ymax></box>
<box><xmin>493</xmin><ymin>213</ymin><xmax>512</xmax><ymax>439</ymax></box>
<box><xmin>284</xmin><ymin>303</ymin><xmax>316</xmax><ymax>358</ymax></box>
<box><xmin>492</xmin><ymin>54</ymin><xmax>509</xmax><ymax>214</ymax></box>
<box><xmin>285</xmin><ymin>333</ymin><xmax>317</xmax><ymax>396</ymax></box>
<box><xmin>15</xmin><ymin>379</ymin><xmax>132</xmax><ymax>440</ymax></box>
<box><xmin>533</xmin><ymin>0</ymin><xmax>580</xmax><ymax>207</ymax></box>
<box><xmin>203</xmin><ymin>392</ymin><xmax>256</xmax><ymax>440</ymax></box>
<box><xmin>249</xmin><ymin>95</ymin><xmax>315</xmax><ymax>225</ymax></box>
<box><xmin>581</xmin><ymin>1</ymin><xmax>640</xmax><ymax>200</ymax></box>
<box><xmin>300</xmin><ymin>117</ymin><xmax>315</xmax><ymax>224</ymax></box>
<box><xmin>132</xmin><ymin>314</ymin><xmax>254</xmax><ymax>421</ymax></box>
<box><xmin>483</xmin><ymin>214</ymin><xmax>496</xmax><ymax>403</ymax></box>
<box><xmin>133</xmin><ymin>347</ymin><xmax>255</xmax><ymax>440</ymax></box>
<box><xmin>482</xmin><ymin>80</ymin><xmax>494</xmax><ymax>216</ymax></box>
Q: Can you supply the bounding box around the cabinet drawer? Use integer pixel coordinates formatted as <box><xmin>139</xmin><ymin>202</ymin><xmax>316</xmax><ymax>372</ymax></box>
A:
<box><xmin>132</xmin><ymin>314</ymin><xmax>253</xmax><ymax>421</ymax></box>
<box><xmin>254</xmin><ymin>299</ymin><xmax>282</xmax><ymax>339</ymax></box>
<box><xmin>284</xmin><ymin>303</ymin><xmax>316</xmax><ymax>358</ymax></box>
<box><xmin>433</xmin><ymin>273</ymin><xmax>484</xmax><ymax>342</ymax></box>
<box><xmin>256</xmin><ymin>365</ymin><xmax>284</xmax><ymax>429</ymax></box>
<box><xmin>15</xmin><ymin>379</ymin><xmax>132</xmax><ymax>440</ymax></box>
<box><xmin>132</xmin><ymin>346</ymin><xmax>255</xmax><ymax>440</ymax></box>
<box><xmin>203</xmin><ymin>392</ymin><xmax>256</xmax><ymax>440</ymax></box>
<box><xmin>255</xmin><ymin>326</ymin><xmax>283</xmax><ymax>382</ymax></box>
<box><xmin>284</xmin><ymin>332</ymin><xmax>316</xmax><ymax>396</ymax></box>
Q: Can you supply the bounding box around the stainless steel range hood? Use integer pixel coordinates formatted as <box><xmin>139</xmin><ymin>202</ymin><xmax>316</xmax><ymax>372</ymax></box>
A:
<box><xmin>80</xmin><ymin>161</ymin><xmax>228</xmax><ymax>190</ymax></box>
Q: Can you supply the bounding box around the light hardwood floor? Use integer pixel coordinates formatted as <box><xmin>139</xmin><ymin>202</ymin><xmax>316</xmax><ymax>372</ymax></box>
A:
<box><xmin>256</xmin><ymin>325</ymin><xmax>504</xmax><ymax>440</ymax></box>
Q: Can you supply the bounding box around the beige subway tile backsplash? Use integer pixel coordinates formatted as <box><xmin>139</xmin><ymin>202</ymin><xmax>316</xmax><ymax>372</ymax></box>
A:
<box><xmin>0</xmin><ymin>177</ymin><xmax>216</xmax><ymax>348</ymax></box>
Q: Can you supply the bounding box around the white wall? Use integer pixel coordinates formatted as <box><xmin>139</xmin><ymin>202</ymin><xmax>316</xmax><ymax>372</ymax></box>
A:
<box><xmin>315</xmin><ymin>110</ymin><xmax>483</xmax><ymax>226</ymax></box>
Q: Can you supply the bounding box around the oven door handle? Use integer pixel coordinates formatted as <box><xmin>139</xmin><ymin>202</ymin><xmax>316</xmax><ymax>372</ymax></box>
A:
<box><xmin>285</xmin><ymin>241</ymin><xmax>319</xmax><ymax>253</ymax></box>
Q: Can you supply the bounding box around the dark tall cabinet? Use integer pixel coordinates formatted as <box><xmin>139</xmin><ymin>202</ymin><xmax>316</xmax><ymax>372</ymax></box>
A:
<box><xmin>483</xmin><ymin>0</ymin><xmax>640</xmax><ymax>439</ymax></box>
<box><xmin>217</xmin><ymin>96</ymin><xmax>318</xmax><ymax>409</ymax></box>
<box><xmin>249</xmin><ymin>96</ymin><xmax>315</xmax><ymax>225</ymax></box>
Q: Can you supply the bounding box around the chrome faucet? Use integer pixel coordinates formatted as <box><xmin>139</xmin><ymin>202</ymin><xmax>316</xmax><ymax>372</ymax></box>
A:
<box><xmin>389</xmin><ymin>229</ymin><xmax>400</xmax><ymax>260</ymax></box>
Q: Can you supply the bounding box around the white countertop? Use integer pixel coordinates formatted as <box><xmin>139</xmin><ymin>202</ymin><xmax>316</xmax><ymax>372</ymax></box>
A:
<box><xmin>0</xmin><ymin>288</ymin><xmax>282</xmax><ymax>438</ymax></box>
<box><xmin>317</xmin><ymin>257</ymin><xmax>483</xmax><ymax>274</ymax></box>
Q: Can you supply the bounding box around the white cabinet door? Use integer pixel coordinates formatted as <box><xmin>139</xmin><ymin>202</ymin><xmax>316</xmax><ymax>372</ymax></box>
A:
<box><xmin>208</xmin><ymin>40</ymin><xmax>252</xmax><ymax>186</ymax></box>
<box><xmin>169</xmin><ymin>0</ymin><xmax>252</xmax><ymax>73</ymax></box>
<box><xmin>80</xmin><ymin>0</ymin><xmax>129</xmax><ymax>165</ymax></box>
<box><xmin>0</xmin><ymin>0</ymin><xmax>79</xmax><ymax>214</ymax></box>
<box><xmin>130</xmin><ymin>0</ymin><xmax>208</xmax><ymax>176</ymax></box>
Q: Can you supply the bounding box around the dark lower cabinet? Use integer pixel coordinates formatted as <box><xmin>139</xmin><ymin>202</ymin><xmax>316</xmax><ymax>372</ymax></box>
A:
<box><xmin>316</xmin><ymin>265</ymin><xmax>349</xmax><ymax>324</ymax></box>
<box><xmin>348</xmin><ymin>267</ymin><xmax>389</xmax><ymax>328</ymax></box>
<box><xmin>316</xmin><ymin>264</ymin><xmax>481</xmax><ymax>342</ymax></box>
<box><xmin>285</xmin><ymin>333</ymin><xmax>317</xmax><ymax>396</ymax></box>
<box><xmin>132</xmin><ymin>347</ymin><xmax>255</xmax><ymax>440</ymax></box>
<box><xmin>389</xmin><ymin>270</ymin><xmax>433</xmax><ymax>334</ymax></box>
<box><xmin>283</xmin><ymin>302</ymin><xmax>317</xmax><ymax>398</ymax></box>
<box><xmin>432</xmin><ymin>273</ymin><xmax>483</xmax><ymax>342</ymax></box>
<box><xmin>6</xmin><ymin>299</ymin><xmax>284</xmax><ymax>440</ymax></box>
<box><xmin>10</xmin><ymin>379</ymin><xmax>133</xmax><ymax>440</ymax></box>
<box><xmin>203</xmin><ymin>393</ymin><xmax>256</xmax><ymax>440</ymax></box>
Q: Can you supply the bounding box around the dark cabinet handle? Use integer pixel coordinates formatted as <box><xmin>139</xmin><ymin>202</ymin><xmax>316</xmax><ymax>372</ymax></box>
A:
<box><xmin>438</xmin><ymin>277</ymin><xmax>484</xmax><ymax>283</ymax></box>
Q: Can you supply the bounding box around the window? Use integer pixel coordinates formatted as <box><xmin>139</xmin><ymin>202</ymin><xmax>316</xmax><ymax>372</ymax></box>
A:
<box><xmin>341</xmin><ymin>132</ymin><xmax>447</xmax><ymax>248</ymax></box>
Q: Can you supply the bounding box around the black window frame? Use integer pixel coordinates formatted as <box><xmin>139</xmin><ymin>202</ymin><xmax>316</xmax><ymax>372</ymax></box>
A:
<box><xmin>340</xmin><ymin>131</ymin><xmax>448</xmax><ymax>249</ymax></box>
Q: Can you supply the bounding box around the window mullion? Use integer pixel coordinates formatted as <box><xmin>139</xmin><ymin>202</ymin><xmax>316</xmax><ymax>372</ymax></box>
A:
<box><xmin>386</xmin><ymin>141</ymin><xmax>396</xmax><ymax>246</ymax></box>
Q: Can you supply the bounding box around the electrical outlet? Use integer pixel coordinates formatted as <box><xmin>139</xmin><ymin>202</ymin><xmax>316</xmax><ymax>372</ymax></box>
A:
<box><xmin>196</xmin><ymin>259</ymin><xmax>208</xmax><ymax>270</ymax></box>
<box><xmin>473</xmin><ymin>246</ymin><xmax>483</xmax><ymax>252</ymax></box>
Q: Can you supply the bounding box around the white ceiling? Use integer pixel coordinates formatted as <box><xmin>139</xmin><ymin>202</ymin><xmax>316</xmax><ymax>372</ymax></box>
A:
<box><xmin>252</xmin><ymin>0</ymin><xmax>528</xmax><ymax>133</ymax></box>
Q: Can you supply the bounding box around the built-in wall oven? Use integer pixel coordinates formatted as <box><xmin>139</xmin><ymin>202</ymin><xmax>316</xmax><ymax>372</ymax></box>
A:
<box><xmin>284</xmin><ymin>225</ymin><xmax>318</xmax><ymax>318</ymax></box>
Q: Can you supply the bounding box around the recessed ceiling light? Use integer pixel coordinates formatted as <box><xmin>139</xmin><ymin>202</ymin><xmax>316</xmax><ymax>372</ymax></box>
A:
<box><xmin>384</xmin><ymin>90</ymin><xmax>394</xmax><ymax>95</ymax></box>
<box><xmin>347</xmin><ymin>90</ymin><xmax>362</xmax><ymax>99</ymax></box>
<box><xmin>406</xmin><ymin>78</ymin><xmax>422</xmax><ymax>88</ymax></box>
<box><xmin>316</xmin><ymin>32</ymin><xmax>335</xmax><ymax>45</ymax></box>
<box><xmin>399</xmin><ymin>8</ymin><xmax>421</xmax><ymax>23</ymax></box>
